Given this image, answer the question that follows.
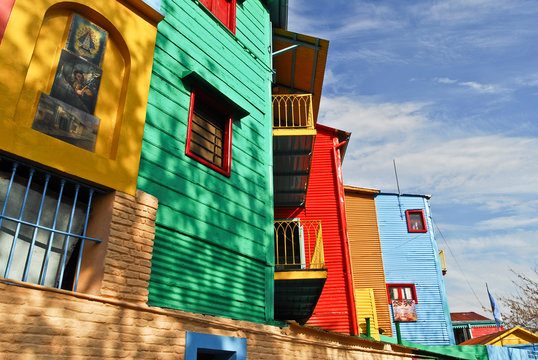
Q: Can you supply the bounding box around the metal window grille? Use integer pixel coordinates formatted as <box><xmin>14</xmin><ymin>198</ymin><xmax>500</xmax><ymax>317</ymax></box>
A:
<box><xmin>0</xmin><ymin>156</ymin><xmax>102</xmax><ymax>291</ymax></box>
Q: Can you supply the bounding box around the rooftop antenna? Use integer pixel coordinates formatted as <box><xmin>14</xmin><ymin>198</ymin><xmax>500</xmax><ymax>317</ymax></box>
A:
<box><xmin>393</xmin><ymin>159</ymin><xmax>401</xmax><ymax>195</ymax></box>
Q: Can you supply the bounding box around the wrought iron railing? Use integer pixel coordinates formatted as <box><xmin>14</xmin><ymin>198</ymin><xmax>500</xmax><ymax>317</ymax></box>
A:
<box><xmin>272</xmin><ymin>94</ymin><xmax>314</xmax><ymax>130</ymax></box>
<box><xmin>0</xmin><ymin>156</ymin><xmax>102</xmax><ymax>291</ymax></box>
<box><xmin>274</xmin><ymin>219</ymin><xmax>324</xmax><ymax>269</ymax></box>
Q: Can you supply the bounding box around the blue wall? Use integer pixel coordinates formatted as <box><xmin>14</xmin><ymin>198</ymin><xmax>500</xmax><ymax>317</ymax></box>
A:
<box><xmin>375</xmin><ymin>193</ymin><xmax>455</xmax><ymax>345</ymax></box>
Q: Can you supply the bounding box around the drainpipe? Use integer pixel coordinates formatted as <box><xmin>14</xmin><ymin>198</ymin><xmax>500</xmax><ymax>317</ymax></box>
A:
<box><xmin>332</xmin><ymin>135</ymin><xmax>358</xmax><ymax>336</ymax></box>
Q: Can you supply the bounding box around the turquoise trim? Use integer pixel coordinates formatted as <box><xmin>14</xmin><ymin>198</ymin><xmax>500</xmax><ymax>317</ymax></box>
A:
<box><xmin>185</xmin><ymin>332</ymin><xmax>247</xmax><ymax>360</ymax></box>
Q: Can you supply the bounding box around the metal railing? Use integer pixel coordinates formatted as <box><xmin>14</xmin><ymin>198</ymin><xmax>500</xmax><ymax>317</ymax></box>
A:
<box><xmin>272</xmin><ymin>94</ymin><xmax>314</xmax><ymax>130</ymax></box>
<box><xmin>439</xmin><ymin>250</ymin><xmax>447</xmax><ymax>275</ymax></box>
<box><xmin>0</xmin><ymin>156</ymin><xmax>102</xmax><ymax>291</ymax></box>
<box><xmin>274</xmin><ymin>219</ymin><xmax>324</xmax><ymax>269</ymax></box>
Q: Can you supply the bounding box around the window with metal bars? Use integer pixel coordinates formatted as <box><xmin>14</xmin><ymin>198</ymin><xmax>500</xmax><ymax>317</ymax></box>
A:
<box><xmin>186</xmin><ymin>88</ymin><xmax>233</xmax><ymax>177</ymax></box>
<box><xmin>0</xmin><ymin>157</ymin><xmax>101</xmax><ymax>291</ymax></box>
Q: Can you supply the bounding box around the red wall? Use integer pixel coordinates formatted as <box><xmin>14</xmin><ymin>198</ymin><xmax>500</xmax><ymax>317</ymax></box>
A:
<box><xmin>0</xmin><ymin>0</ymin><xmax>15</xmax><ymax>45</ymax></box>
<box><xmin>275</xmin><ymin>126</ymin><xmax>355</xmax><ymax>335</ymax></box>
<box><xmin>472</xmin><ymin>325</ymin><xmax>503</xmax><ymax>338</ymax></box>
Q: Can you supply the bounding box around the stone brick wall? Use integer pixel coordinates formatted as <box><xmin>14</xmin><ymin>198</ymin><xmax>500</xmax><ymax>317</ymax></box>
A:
<box><xmin>0</xmin><ymin>281</ymin><xmax>414</xmax><ymax>359</ymax></box>
<box><xmin>100</xmin><ymin>190</ymin><xmax>157</xmax><ymax>304</ymax></box>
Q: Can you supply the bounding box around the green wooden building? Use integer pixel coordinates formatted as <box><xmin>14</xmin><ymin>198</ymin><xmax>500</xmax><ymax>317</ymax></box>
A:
<box><xmin>137</xmin><ymin>0</ymin><xmax>275</xmax><ymax>324</ymax></box>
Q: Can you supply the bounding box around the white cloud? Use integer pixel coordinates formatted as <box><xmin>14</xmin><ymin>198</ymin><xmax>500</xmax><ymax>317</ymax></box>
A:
<box><xmin>436</xmin><ymin>77</ymin><xmax>457</xmax><ymax>84</ymax></box>
<box><xmin>435</xmin><ymin>77</ymin><xmax>509</xmax><ymax>94</ymax></box>
<box><xmin>318</xmin><ymin>95</ymin><xmax>538</xmax><ymax>315</ymax></box>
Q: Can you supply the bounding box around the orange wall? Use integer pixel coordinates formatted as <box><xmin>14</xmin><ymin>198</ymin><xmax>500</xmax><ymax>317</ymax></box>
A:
<box><xmin>345</xmin><ymin>188</ymin><xmax>393</xmax><ymax>337</ymax></box>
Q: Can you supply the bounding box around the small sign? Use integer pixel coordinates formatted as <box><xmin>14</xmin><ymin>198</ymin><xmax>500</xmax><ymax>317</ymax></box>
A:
<box><xmin>392</xmin><ymin>300</ymin><xmax>418</xmax><ymax>322</ymax></box>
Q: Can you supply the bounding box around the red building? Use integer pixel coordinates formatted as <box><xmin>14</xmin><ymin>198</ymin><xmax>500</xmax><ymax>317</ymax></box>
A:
<box><xmin>451</xmin><ymin>312</ymin><xmax>503</xmax><ymax>344</ymax></box>
<box><xmin>274</xmin><ymin>124</ymin><xmax>357</xmax><ymax>335</ymax></box>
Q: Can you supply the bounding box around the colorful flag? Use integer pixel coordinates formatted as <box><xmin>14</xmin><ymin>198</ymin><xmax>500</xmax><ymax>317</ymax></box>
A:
<box><xmin>487</xmin><ymin>284</ymin><xmax>503</xmax><ymax>329</ymax></box>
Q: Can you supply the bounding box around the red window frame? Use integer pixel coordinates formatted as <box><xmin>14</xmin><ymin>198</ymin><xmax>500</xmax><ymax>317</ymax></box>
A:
<box><xmin>406</xmin><ymin>209</ymin><xmax>427</xmax><ymax>233</ymax></box>
<box><xmin>199</xmin><ymin>0</ymin><xmax>237</xmax><ymax>34</ymax></box>
<box><xmin>185</xmin><ymin>87</ymin><xmax>233</xmax><ymax>177</ymax></box>
<box><xmin>386</xmin><ymin>284</ymin><xmax>418</xmax><ymax>304</ymax></box>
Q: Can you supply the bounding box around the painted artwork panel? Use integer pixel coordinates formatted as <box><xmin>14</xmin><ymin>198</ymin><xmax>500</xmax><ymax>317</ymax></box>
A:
<box><xmin>66</xmin><ymin>14</ymin><xmax>107</xmax><ymax>66</ymax></box>
<box><xmin>50</xmin><ymin>50</ymin><xmax>102</xmax><ymax>115</ymax></box>
<box><xmin>392</xmin><ymin>300</ymin><xmax>418</xmax><ymax>322</ymax></box>
<box><xmin>33</xmin><ymin>93</ymin><xmax>100</xmax><ymax>152</ymax></box>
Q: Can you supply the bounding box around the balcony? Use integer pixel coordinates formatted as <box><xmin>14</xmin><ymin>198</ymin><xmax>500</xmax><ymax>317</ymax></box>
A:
<box><xmin>272</xmin><ymin>94</ymin><xmax>315</xmax><ymax>136</ymax></box>
<box><xmin>272</xmin><ymin>94</ymin><xmax>316</xmax><ymax>207</ymax></box>
<box><xmin>274</xmin><ymin>219</ymin><xmax>327</xmax><ymax>324</ymax></box>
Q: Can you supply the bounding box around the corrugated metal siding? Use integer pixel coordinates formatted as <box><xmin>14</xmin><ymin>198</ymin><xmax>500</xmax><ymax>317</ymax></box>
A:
<box><xmin>275</xmin><ymin>127</ymin><xmax>354</xmax><ymax>334</ymax></box>
<box><xmin>137</xmin><ymin>0</ymin><xmax>274</xmax><ymax>324</ymax></box>
<box><xmin>355</xmin><ymin>288</ymin><xmax>380</xmax><ymax>340</ymax></box>
<box><xmin>345</xmin><ymin>191</ymin><xmax>392</xmax><ymax>336</ymax></box>
<box><xmin>487</xmin><ymin>345</ymin><xmax>538</xmax><ymax>360</ymax></box>
<box><xmin>376</xmin><ymin>194</ymin><xmax>454</xmax><ymax>345</ymax></box>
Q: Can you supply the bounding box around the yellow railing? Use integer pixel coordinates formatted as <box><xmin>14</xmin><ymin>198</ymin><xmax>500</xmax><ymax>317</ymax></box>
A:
<box><xmin>439</xmin><ymin>250</ymin><xmax>447</xmax><ymax>275</ymax></box>
<box><xmin>274</xmin><ymin>220</ymin><xmax>324</xmax><ymax>269</ymax></box>
<box><xmin>272</xmin><ymin>94</ymin><xmax>314</xmax><ymax>129</ymax></box>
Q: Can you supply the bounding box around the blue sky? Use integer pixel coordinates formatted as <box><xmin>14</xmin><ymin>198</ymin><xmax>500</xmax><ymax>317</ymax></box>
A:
<box><xmin>288</xmin><ymin>0</ymin><xmax>538</xmax><ymax>317</ymax></box>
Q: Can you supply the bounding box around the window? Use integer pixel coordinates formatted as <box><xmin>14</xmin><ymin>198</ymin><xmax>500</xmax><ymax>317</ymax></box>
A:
<box><xmin>387</xmin><ymin>284</ymin><xmax>417</xmax><ymax>303</ymax></box>
<box><xmin>406</xmin><ymin>209</ymin><xmax>427</xmax><ymax>233</ymax></box>
<box><xmin>184</xmin><ymin>332</ymin><xmax>246</xmax><ymax>360</ymax></box>
<box><xmin>186</xmin><ymin>88</ymin><xmax>233</xmax><ymax>177</ymax></box>
<box><xmin>0</xmin><ymin>156</ymin><xmax>101</xmax><ymax>291</ymax></box>
<box><xmin>199</xmin><ymin>0</ymin><xmax>236</xmax><ymax>33</ymax></box>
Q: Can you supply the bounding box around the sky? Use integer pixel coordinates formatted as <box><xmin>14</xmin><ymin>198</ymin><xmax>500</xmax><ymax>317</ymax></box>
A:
<box><xmin>288</xmin><ymin>0</ymin><xmax>538</xmax><ymax>318</ymax></box>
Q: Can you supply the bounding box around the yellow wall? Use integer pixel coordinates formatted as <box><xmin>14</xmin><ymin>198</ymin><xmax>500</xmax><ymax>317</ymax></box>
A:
<box><xmin>0</xmin><ymin>0</ymin><xmax>162</xmax><ymax>195</ymax></box>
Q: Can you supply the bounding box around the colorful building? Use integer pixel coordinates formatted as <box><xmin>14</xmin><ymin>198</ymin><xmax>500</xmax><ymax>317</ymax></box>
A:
<box><xmin>0</xmin><ymin>0</ymin><xmax>419</xmax><ymax>358</ymax></box>
<box><xmin>344</xmin><ymin>186</ymin><xmax>393</xmax><ymax>339</ymax></box>
<box><xmin>375</xmin><ymin>192</ymin><xmax>455</xmax><ymax>345</ymax></box>
<box><xmin>136</xmin><ymin>0</ymin><xmax>275</xmax><ymax>324</ymax></box>
<box><xmin>451</xmin><ymin>312</ymin><xmax>504</xmax><ymax>344</ymax></box>
<box><xmin>274</xmin><ymin>124</ymin><xmax>356</xmax><ymax>335</ymax></box>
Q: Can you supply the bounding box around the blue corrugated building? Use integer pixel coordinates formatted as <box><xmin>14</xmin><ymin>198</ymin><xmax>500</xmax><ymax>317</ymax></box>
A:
<box><xmin>375</xmin><ymin>192</ymin><xmax>455</xmax><ymax>345</ymax></box>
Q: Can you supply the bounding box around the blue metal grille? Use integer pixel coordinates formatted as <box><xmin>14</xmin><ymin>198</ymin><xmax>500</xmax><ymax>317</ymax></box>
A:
<box><xmin>0</xmin><ymin>156</ymin><xmax>102</xmax><ymax>291</ymax></box>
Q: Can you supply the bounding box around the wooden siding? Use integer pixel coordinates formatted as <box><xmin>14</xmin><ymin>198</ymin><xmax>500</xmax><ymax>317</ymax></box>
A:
<box><xmin>137</xmin><ymin>0</ymin><xmax>274</xmax><ymax>324</ymax></box>
<box><xmin>375</xmin><ymin>194</ymin><xmax>455</xmax><ymax>345</ymax></box>
<box><xmin>345</xmin><ymin>190</ymin><xmax>393</xmax><ymax>336</ymax></box>
<box><xmin>274</xmin><ymin>126</ymin><xmax>354</xmax><ymax>334</ymax></box>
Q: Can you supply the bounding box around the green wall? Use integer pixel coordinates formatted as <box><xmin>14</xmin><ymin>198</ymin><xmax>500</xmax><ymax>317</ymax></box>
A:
<box><xmin>137</xmin><ymin>0</ymin><xmax>274</xmax><ymax>323</ymax></box>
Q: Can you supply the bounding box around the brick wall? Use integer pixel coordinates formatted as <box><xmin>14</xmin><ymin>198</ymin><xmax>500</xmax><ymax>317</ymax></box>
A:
<box><xmin>0</xmin><ymin>190</ymin><xmax>415</xmax><ymax>359</ymax></box>
<box><xmin>0</xmin><ymin>281</ymin><xmax>414</xmax><ymax>359</ymax></box>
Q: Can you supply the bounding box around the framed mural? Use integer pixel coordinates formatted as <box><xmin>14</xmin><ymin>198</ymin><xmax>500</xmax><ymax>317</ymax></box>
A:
<box><xmin>33</xmin><ymin>14</ymin><xmax>107</xmax><ymax>152</ymax></box>
<box><xmin>33</xmin><ymin>93</ymin><xmax>100</xmax><ymax>152</ymax></box>
<box><xmin>392</xmin><ymin>300</ymin><xmax>418</xmax><ymax>322</ymax></box>
<box><xmin>66</xmin><ymin>14</ymin><xmax>107</xmax><ymax>67</ymax></box>
<box><xmin>49</xmin><ymin>50</ymin><xmax>102</xmax><ymax>115</ymax></box>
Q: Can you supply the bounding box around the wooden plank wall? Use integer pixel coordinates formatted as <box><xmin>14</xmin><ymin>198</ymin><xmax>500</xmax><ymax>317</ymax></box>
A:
<box><xmin>137</xmin><ymin>0</ymin><xmax>274</xmax><ymax>324</ymax></box>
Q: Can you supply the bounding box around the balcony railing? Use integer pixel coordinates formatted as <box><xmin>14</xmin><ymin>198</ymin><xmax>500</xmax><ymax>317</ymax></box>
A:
<box><xmin>272</xmin><ymin>94</ymin><xmax>314</xmax><ymax>130</ymax></box>
<box><xmin>274</xmin><ymin>219</ymin><xmax>324</xmax><ymax>270</ymax></box>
